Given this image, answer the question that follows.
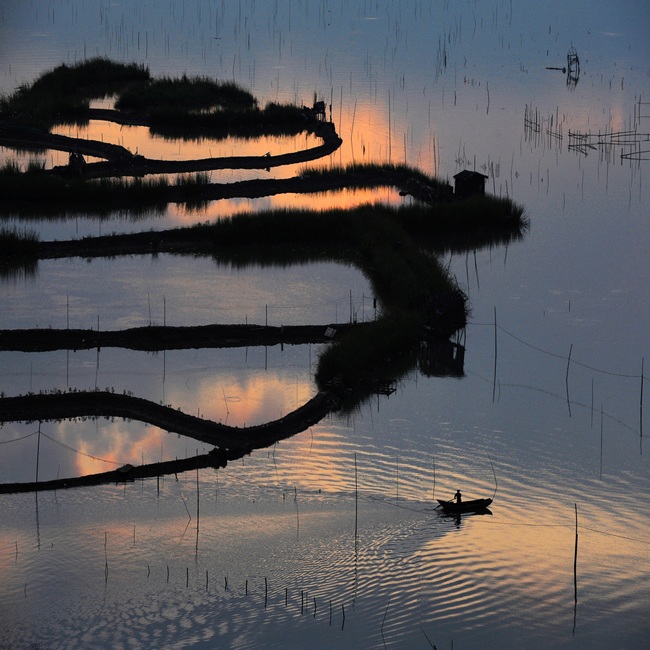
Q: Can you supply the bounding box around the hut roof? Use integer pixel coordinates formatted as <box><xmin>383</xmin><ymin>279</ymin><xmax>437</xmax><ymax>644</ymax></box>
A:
<box><xmin>453</xmin><ymin>170</ymin><xmax>488</xmax><ymax>181</ymax></box>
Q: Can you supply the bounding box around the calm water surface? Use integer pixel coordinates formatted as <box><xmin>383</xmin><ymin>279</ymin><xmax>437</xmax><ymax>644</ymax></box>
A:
<box><xmin>1</xmin><ymin>1</ymin><xmax>649</xmax><ymax>648</ymax></box>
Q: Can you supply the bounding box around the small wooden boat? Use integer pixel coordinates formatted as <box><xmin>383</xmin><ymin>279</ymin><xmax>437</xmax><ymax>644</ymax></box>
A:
<box><xmin>437</xmin><ymin>497</ymin><xmax>492</xmax><ymax>513</ymax></box>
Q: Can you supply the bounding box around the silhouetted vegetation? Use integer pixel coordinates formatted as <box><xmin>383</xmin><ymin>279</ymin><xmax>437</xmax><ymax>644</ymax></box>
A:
<box><xmin>0</xmin><ymin>165</ymin><xmax>209</xmax><ymax>214</ymax></box>
<box><xmin>147</xmin><ymin>101</ymin><xmax>309</xmax><ymax>139</ymax></box>
<box><xmin>7</xmin><ymin>203</ymin><xmax>464</xmax><ymax>392</ymax></box>
<box><xmin>0</xmin><ymin>225</ymin><xmax>39</xmax><ymax>256</ymax></box>
<box><xmin>0</xmin><ymin>57</ymin><xmax>530</xmax><ymax>463</ymax></box>
<box><xmin>315</xmin><ymin>312</ymin><xmax>422</xmax><ymax>390</ymax></box>
<box><xmin>115</xmin><ymin>74</ymin><xmax>256</xmax><ymax>112</ymax></box>
<box><xmin>300</xmin><ymin>161</ymin><xmax>440</xmax><ymax>188</ymax></box>
<box><xmin>113</xmin><ymin>75</ymin><xmax>312</xmax><ymax>138</ymax></box>
<box><xmin>1</xmin><ymin>60</ymin><xmax>313</xmax><ymax>140</ymax></box>
<box><xmin>0</xmin><ymin>58</ymin><xmax>149</xmax><ymax>128</ymax></box>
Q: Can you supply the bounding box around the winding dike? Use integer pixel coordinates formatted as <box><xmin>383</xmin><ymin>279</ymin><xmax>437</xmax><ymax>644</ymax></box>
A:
<box><xmin>0</xmin><ymin>117</ymin><xmax>342</xmax><ymax>179</ymax></box>
<box><xmin>0</xmin><ymin>63</ymin><xmax>521</xmax><ymax>492</ymax></box>
<box><xmin>0</xmin><ymin>389</ymin><xmax>340</xmax><ymax>494</ymax></box>
<box><xmin>0</xmin><ymin>108</ymin><xmax>350</xmax><ymax>491</ymax></box>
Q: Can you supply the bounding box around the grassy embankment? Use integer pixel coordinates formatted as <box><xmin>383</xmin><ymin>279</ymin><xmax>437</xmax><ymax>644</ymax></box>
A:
<box><xmin>0</xmin><ymin>158</ymin><xmax>526</xmax><ymax>236</ymax></box>
<box><xmin>115</xmin><ymin>74</ymin><xmax>308</xmax><ymax>138</ymax></box>
<box><xmin>199</xmin><ymin>206</ymin><xmax>462</xmax><ymax>393</ymax></box>
<box><xmin>1</xmin><ymin>57</ymin><xmax>312</xmax><ymax>137</ymax></box>
<box><xmin>3</xmin><ymin>204</ymin><xmax>469</xmax><ymax>396</ymax></box>
<box><xmin>0</xmin><ymin>58</ymin><xmax>527</xmax><ymax>404</ymax></box>
<box><xmin>0</xmin><ymin>159</ymin><xmax>210</xmax><ymax>214</ymax></box>
<box><xmin>0</xmin><ymin>58</ymin><xmax>150</xmax><ymax>129</ymax></box>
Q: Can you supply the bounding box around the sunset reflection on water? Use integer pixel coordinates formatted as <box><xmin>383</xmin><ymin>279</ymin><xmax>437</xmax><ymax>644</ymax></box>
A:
<box><xmin>1</xmin><ymin>0</ymin><xmax>649</xmax><ymax>647</ymax></box>
<box><xmin>51</xmin><ymin>120</ymin><xmax>322</xmax><ymax>165</ymax></box>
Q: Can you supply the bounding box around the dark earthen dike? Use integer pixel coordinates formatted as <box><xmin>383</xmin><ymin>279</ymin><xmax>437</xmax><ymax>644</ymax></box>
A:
<box><xmin>0</xmin><ymin>322</ymin><xmax>357</xmax><ymax>352</ymax></box>
<box><xmin>0</xmin><ymin>389</ymin><xmax>340</xmax><ymax>494</ymax></box>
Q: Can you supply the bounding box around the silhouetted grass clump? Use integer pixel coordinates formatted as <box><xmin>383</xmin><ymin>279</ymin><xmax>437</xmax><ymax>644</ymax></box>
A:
<box><xmin>1</xmin><ymin>58</ymin><xmax>149</xmax><ymax>128</ymax></box>
<box><xmin>0</xmin><ymin>225</ymin><xmax>39</xmax><ymax>257</ymax></box>
<box><xmin>0</xmin><ymin>163</ymin><xmax>211</xmax><ymax>214</ymax></box>
<box><xmin>147</xmin><ymin>101</ymin><xmax>309</xmax><ymax>140</ymax></box>
<box><xmin>213</xmin><ymin>207</ymin><xmax>355</xmax><ymax>247</ymax></box>
<box><xmin>2</xmin><ymin>58</ymin><xmax>311</xmax><ymax>141</ymax></box>
<box><xmin>390</xmin><ymin>194</ymin><xmax>526</xmax><ymax>234</ymax></box>
<box><xmin>114</xmin><ymin>75</ymin><xmax>309</xmax><ymax>139</ymax></box>
<box><xmin>0</xmin><ymin>164</ymin><xmax>136</xmax><ymax>204</ymax></box>
<box><xmin>115</xmin><ymin>75</ymin><xmax>257</xmax><ymax>112</ymax></box>
<box><xmin>315</xmin><ymin>312</ymin><xmax>422</xmax><ymax>390</ymax></box>
<box><xmin>300</xmin><ymin>161</ymin><xmax>442</xmax><ymax>188</ymax></box>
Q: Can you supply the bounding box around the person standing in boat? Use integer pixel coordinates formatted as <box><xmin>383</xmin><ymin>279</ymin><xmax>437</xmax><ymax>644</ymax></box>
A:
<box><xmin>454</xmin><ymin>489</ymin><xmax>462</xmax><ymax>504</ymax></box>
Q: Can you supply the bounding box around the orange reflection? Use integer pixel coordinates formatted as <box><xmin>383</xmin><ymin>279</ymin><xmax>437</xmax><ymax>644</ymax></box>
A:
<box><xmin>267</xmin><ymin>427</ymin><xmax>354</xmax><ymax>493</ymax></box>
<box><xmin>32</xmin><ymin>371</ymin><xmax>317</xmax><ymax>478</ymax></box>
<box><xmin>326</xmin><ymin>92</ymin><xmax>438</xmax><ymax>174</ymax></box>
<box><xmin>187</xmin><ymin>372</ymin><xmax>315</xmax><ymax>428</ymax></box>
<box><xmin>606</xmin><ymin>102</ymin><xmax>626</xmax><ymax>134</ymax></box>
<box><xmin>52</xmin><ymin>120</ymin><xmax>321</xmax><ymax>163</ymax></box>
<box><xmin>264</xmin><ymin>186</ymin><xmax>403</xmax><ymax>211</ymax></box>
<box><xmin>69</xmin><ymin>420</ymin><xmax>170</xmax><ymax>477</ymax></box>
<box><xmin>166</xmin><ymin>186</ymin><xmax>405</xmax><ymax>225</ymax></box>
<box><xmin>46</xmin><ymin>89</ymin><xmax>427</xmax><ymax>223</ymax></box>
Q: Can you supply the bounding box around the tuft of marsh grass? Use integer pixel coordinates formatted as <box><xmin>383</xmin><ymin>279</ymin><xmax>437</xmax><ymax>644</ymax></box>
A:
<box><xmin>1</xmin><ymin>58</ymin><xmax>149</xmax><ymax>128</ymax></box>
<box><xmin>0</xmin><ymin>226</ymin><xmax>39</xmax><ymax>257</ymax></box>
<box><xmin>315</xmin><ymin>312</ymin><xmax>423</xmax><ymax>390</ymax></box>
<box><xmin>115</xmin><ymin>75</ymin><xmax>257</xmax><ymax>112</ymax></box>
<box><xmin>1</xmin><ymin>58</ymin><xmax>312</xmax><ymax>141</ymax></box>
<box><xmin>300</xmin><ymin>161</ymin><xmax>444</xmax><ymax>188</ymax></box>
<box><xmin>0</xmin><ymin>160</ymin><xmax>22</xmax><ymax>175</ymax></box>
<box><xmin>0</xmin><ymin>160</ymin><xmax>45</xmax><ymax>174</ymax></box>
<box><xmin>146</xmin><ymin>101</ymin><xmax>309</xmax><ymax>140</ymax></box>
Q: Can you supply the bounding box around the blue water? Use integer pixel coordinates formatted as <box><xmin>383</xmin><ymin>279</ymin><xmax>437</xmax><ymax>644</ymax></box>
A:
<box><xmin>1</xmin><ymin>1</ymin><xmax>648</xmax><ymax>648</ymax></box>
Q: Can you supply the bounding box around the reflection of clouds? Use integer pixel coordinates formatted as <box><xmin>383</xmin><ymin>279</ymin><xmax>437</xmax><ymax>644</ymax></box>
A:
<box><xmin>173</xmin><ymin>370</ymin><xmax>315</xmax><ymax>428</ymax></box>
<box><xmin>0</xmin><ymin>367</ymin><xmax>316</xmax><ymax>483</ymax></box>
<box><xmin>265</xmin><ymin>187</ymin><xmax>403</xmax><ymax>211</ymax></box>
<box><xmin>69</xmin><ymin>419</ymin><xmax>166</xmax><ymax>476</ymax></box>
<box><xmin>1</xmin><ymin>419</ymin><xmax>189</xmax><ymax>482</ymax></box>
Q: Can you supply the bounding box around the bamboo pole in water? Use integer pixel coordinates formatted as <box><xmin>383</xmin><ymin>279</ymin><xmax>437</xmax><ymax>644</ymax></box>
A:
<box><xmin>381</xmin><ymin>597</ymin><xmax>390</xmax><ymax>634</ymax></box>
<box><xmin>640</xmin><ymin>358</ymin><xmax>644</xmax><ymax>441</ymax></box>
<box><xmin>35</xmin><ymin>422</ymin><xmax>41</xmax><ymax>484</ymax></box>
<box><xmin>566</xmin><ymin>344</ymin><xmax>573</xmax><ymax>417</ymax></box>
<box><xmin>574</xmin><ymin>504</ymin><xmax>579</xmax><ymax>605</ymax></box>
<box><xmin>600</xmin><ymin>402</ymin><xmax>604</xmax><ymax>480</ymax></box>
<box><xmin>492</xmin><ymin>307</ymin><xmax>498</xmax><ymax>402</ymax></box>
<box><xmin>354</xmin><ymin>453</ymin><xmax>358</xmax><ymax>543</ymax></box>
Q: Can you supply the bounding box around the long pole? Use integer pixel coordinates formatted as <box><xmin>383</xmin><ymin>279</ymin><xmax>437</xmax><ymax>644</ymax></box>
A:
<box><xmin>354</xmin><ymin>453</ymin><xmax>358</xmax><ymax>544</ymax></box>
<box><xmin>566</xmin><ymin>344</ymin><xmax>573</xmax><ymax>416</ymax></box>
<box><xmin>492</xmin><ymin>306</ymin><xmax>498</xmax><ymax>402</ymax></box>
<box><xmin>641</xmin><ymin>357</ymin><xmax>644</xmax><ymax>441</ymax></box>
<box><xmin>573</xmin><ymin>503</ymin><xmax>579</xmax><ymax>635</ymax></box>
<box><xmin>35</xmin><ymin>422</ymin><xmax>41</xmax><ymax>483</ymax></box>
<box><xmin>574</xmin><ymin>503</ymin><xmax>578</xmax><ymax>603</ymax></box>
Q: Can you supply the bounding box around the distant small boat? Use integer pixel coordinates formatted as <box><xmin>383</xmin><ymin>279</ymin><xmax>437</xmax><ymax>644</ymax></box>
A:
<box><xmin>437</xmin><ymin>497</ymin><xmax>492</xmax><ymax>513</ymax></box>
